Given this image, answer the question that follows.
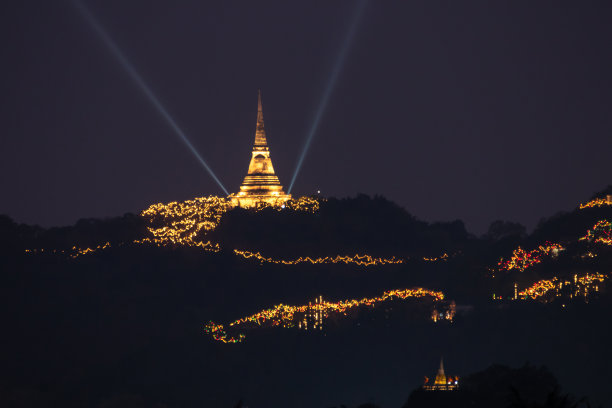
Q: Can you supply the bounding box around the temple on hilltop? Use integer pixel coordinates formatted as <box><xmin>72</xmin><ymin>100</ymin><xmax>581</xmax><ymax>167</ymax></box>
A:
<box><xmin>423</xmin><ymin>358</ymin><xmax>459</xmax><ymax>391</ymax></box>
<box><xmin>228</xmin><ymin>91</ymin><xmax>291</xmax><ymax>208</ymax></box>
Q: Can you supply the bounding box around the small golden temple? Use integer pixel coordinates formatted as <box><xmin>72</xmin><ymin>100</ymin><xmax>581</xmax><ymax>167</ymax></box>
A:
<box><xmin>423</xmin><ymin>358</ymin><xmax>459</xmax><ymax>391</ymax></box>
<box><xmin>228</xmin><ymin>91</ymin><xmax>291</xmax><ymax>208</ymax></box>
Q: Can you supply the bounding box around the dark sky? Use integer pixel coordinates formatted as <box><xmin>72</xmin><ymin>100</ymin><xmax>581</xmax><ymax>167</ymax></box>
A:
<box><xmin>2</xmin><ymin>1</ymin><xmax>611</xmax><ymax>234</ymax></box>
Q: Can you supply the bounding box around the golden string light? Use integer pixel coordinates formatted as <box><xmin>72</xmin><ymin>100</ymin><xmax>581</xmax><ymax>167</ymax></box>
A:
<box><xmin>423</xmin><ymin>253</ymin><xmax>449</xmax><ymax>262</ymax></box>
<box><xmin>518</xmin><ymin>272</ymin><xmax>608</xmax><ymax>300</ymax></box>
<box><xmin>234</xmin><ymin>249</ymin><xmax>453</xmax><ymax>266</ymax></box>
<box><xmin>518</xmin><ymin>278</ymin><xmax>557</xmax><ymax>299</ymax></box>
<box><xmin>204</xmin><ymin>287</ymin><xmax>446</xmax><ymax>343</ymax></box>
<box><xmin>132</xmin><ymin>237</ymin><xmax>220</xmax><ymax>252</ymax></box>
<box><xmin>25</xmin><ymin>242</ymin><xmax>111</xmax><ymax>259</ymax></box>
<box><xmin>140</xmin><ymin>195</ymin><xmax>322</xmax><ymax>247</ymax></box>
<box><xmin>579</xmin><ymin>198</ymin><xmax>612</xmax><ymax>209</ymax></box>
<box><xmin>141</xmin><ymin>195</ymin><xmax>231</xmax><ymax>246</ymax></box>
<box><xmin>25</xmin><ymin>196</ymin><xmax>321</xmax><ymax>258</ymax></box>
<box><xmin>256</xmin><ymin>195</ymin><xmax>322</xmax><ymax>213</ymax></box>
<box><xmin>233</xmin><ymin>249</ymin><xmax>404</xmax><ymax>266</ymax></box>
<box><xmin>22</xmin><ymin>195</ymin><xmax>450</xmax><ymax>266</ymax></box>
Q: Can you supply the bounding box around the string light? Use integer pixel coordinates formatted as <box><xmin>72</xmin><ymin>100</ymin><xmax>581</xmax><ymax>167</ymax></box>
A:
<box><xmin>579</xmin><ymin>220</ymin><xmax>612</xmax><ymax>246</ymax></box>
<box><xmin>579</xmin><ymin>198</ymin><xmax>612</xmax><ymax>209</ymax></box>
<box><xmin>25</xmin><ymin>195</ymin><xmax>453</xmax><ymax>266</ymax></box>
<box><xmin>141</xmin><ymin>195</ymin><xmax>231</xmax><ymax>246</ymax></box>
<box><xmin>423</xmin><ymin>253</ymin><xmax>450</xmax><ymax>262</ymax></box>
<box><xmin>233</xmin><ymin>249</ymin><xmax>404</xmax><ymax>266</ymax></box>
<box><xmin>204</xmin><ymin>287</ymin><xmax>445</xmax><ymax>343</ymax></box>
<box><xmin>233</xmin><ymin>250</ymin><xmax>451</xmax><ymax>266</ymax></box>
<box><xmin>24</xmin><ymin>242</ymin><xmax>111</xmax><ymax>258</ymax></box>
<box><xmin>518</xmin><ymin>272</ymin><xmax>608</xmax><ymax>300</ymax></box>
<box><xmin>496</xmin><ymin>242</ymin><xmax>565</xmax><ymax>273</ymax></box>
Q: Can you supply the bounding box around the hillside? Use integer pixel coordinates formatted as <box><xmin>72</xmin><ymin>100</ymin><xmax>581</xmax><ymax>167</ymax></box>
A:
<box><xmin>1</xmin><ymin>187</ymin><xmax>611</xmax><ymax>407</ymax></box>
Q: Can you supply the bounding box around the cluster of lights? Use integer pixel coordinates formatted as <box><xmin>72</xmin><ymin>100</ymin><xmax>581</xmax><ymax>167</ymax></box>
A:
<box><xmin>579</xmin><ymin>197</ymin><xmax>612</xmax><ymax>209</ymax></box>
<box><xmin>141</xmin><ymin>195</ymin><xmax>231</xmax><ymax>246</ymax></box>
<box><xmin>234</xmin><ymin>249</ymin><xmax>454</xmax><ymax>266</ymax></box>
<box><xmin>25</xmin><ymin>242</ymin><xmax>111</xmax><ymax>259</ymax></box>
<box><xmin>202</xmin><ymin>322</ymin><xmax>246</xmax><ymax>344</ymax></box>
<box><xmin>26</xmin><ymin>196</ymin><xmax>323</xmax><ymax>259</ymax></box>
<box><xmin>431</xmin><ymin>301</ymin><xmax>456</xmax><ymax>323</ymax></box>
<box><xmin>22</xmin><ymin>195</ymin><xmax>452</xmax><ymax>268</ymax></box>
<box><xmin>133</xmin><ymin>237</ymin><xmax>220</xmax><ymax>252</ymax></box>
<box><xmin>518</xmin><ymin>278</ymin><xmax>557</xmax><ymax>299</ymax></box>
<box><xmin>497</xmin><ymin>242</ymin><xmax>565</xmax><ymax>272</ymax></box>
<box><xmin>517</xmin><ymin>272</ymin><xmax>608</xmax><ymax>301</ymax></box>
<box><xmin>423</xmin><ymin>253</ymin><xmax>450</xmax><ymax>262</ymax></box>
<box><xmin>255</xmin><ymin>196</ymin><xmax>322</xmax><ymax>213</ymax></box>
<box><xmin>140</xmin><ymin>195</ymin><xmax>322</xmax><ymax>247</ymax></box>
<box><xmin>423</xmin><ymin>376</ymin><xmax>460</xmax><ymax>390</ymax></box>
<box><xmin>204</xmin><ymin>287</ymin><xmax>445</xmax><ymax>343</ymax></box>
<box><xmin>579</xmin><ymin>220</ymin><xmax>612</xmax><ymax>246</ymax></box>
<box><xmin>69</xmin><ymin>242</ymin><xmax>111</xmax><ymax>258</ymax></box>
<box><xmin>233</xmin><ymin>249</ymin><xmax>404</xmax><ymax>266</ymax></box>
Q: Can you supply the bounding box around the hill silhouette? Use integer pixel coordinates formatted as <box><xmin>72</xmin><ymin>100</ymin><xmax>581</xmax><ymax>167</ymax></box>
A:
<box><xmin>209</xmin><ymin>194</ymin><xmax>471</xmax><ymax>258</ymax></box>
<box><xmin>0</xmin><ymin>187</ymin><xmax>611</xmax><ymax>407</ymax></box>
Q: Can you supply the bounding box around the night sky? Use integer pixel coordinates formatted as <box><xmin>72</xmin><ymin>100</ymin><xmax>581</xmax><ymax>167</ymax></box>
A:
<box><xmin>2</xmin><ymin>1</ymin><xmax>611</xmax><ymax>234</ymax></box>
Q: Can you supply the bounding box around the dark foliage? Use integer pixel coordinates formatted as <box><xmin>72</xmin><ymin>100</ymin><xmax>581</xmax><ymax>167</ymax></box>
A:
<box><xmin>0</xmin><ymin>188</ymin><xmax>611</xmax><ymax>407</ymax></box>
<box><xmin>485</xmin><ymin>220</ymin><xmax>527</xmax><ymax>241</ymax></box>
<box><xmin>402</xmin><ymin>364</ymin><xmax>591</xmax><ymax>408</ymax></box>
<box><xmin>210</xmin><ymin>195</ymin><xmax>472</xmax><ymax>258</ymax></box>
<box><xmin>589</xmin><ymin>185</ymin><xmax>612</xmax><ymax>201</ymax></box>
<box><xmin>0</xmin><ymin>213</ymin><xmax>147</xmax><ymax>255</ymax></box>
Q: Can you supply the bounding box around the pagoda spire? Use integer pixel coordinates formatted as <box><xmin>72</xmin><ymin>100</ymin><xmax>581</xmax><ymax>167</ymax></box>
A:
<box><xmin>254</xmin><ymin>89</ymin><xmax>268</xmax><ymax>147</ymax></box>
<box><xmin>228</xmin><ymin>90</ymin><xmax>291</xmax><ymax>208</ymax></box>
<box><xmin>434</xmin><ymin>356</ymin><xmax>447</xmax><ymax>385</ymax></box>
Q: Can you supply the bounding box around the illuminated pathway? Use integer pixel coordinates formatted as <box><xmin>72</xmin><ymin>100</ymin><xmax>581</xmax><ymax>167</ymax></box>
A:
<box><xmin>234</xmin><ymin>249</ymin><xmax>452</xmax><ymax>266</ymax></box>
<box><xmin>24</xmin><ymin>197</ymin><xmax>611</xmax><ymax>273</ymax></box>
<box><xmin>579</xmin><ymin>198</ymin><xmax>612</xmax><ymax>209</ymax></box>
<box><xmin>25</xmin><ymin>195</ymin><xmax>454</xmax><ymax>267</ymax></box>
<box><xmin>518</xmin><ymin>272</ymin><xmax>608</xmax><ymax>301</ymax></box>
<box><xmin>25</xmin><ymin>242</ymin><xmax>111</xmax><ymax>259</ymax></box>
<box><xmin>233</xmin><ymin>249</ymin><xmax>404</xmax><ymax>266</ymax></box>
<box><xmin>204</xmin><ymin>287</ymin><xmax>445</xmax><ymax>343</ymax></box>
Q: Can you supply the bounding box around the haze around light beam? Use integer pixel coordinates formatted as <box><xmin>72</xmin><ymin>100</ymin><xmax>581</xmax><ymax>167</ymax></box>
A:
<box><xmin>288</xmin><ymin>0</ymin><xmax>368</xmax><ymax>194</ymax></box>
<box><xmin>71</xmin><ymin>0</ymin><xmax>229</xmax><ymax>195</ymax></box>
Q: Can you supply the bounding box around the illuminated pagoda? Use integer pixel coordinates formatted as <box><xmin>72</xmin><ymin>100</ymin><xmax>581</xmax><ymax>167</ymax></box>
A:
<box><xmin>423</xmin><ymin>358</ymin><xmax>459</xmax><ymax>391</ymax></box>
<box><xmin>228</xmin><ymin>91</ymin><xmax>291</xmax><ymax>208</ymax></box>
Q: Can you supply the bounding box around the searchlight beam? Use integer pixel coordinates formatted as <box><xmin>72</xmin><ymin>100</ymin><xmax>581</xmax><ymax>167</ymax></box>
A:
<box><xmin>72</xmin><ymin>1</ymin><xmax>229</xmax><ymax>195</ymax></box>
<box><xmin>288</xmin><ymin>0</ymin><xmax>368</xmax><ymax>194</ymax></box>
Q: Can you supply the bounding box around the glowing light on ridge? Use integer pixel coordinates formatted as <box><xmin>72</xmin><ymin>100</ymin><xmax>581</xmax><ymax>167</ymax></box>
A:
<box><xmin>288</xmin><ymin>0</ymin><xmax>368</xmax><ymax>193</ymax></box>
<box><xmin>204</xmin><ymin>287</ymin><xmax>445</xmax><ymax>343</ymax></box>
<box><xmin>72</xmin><ymin>0</ymin><xmax>228</xmax><ymax>195</ymax></box>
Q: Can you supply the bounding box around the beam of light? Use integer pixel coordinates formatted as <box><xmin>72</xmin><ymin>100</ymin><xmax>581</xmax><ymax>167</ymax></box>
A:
<box><xmin>288</xmin><ymin>0</ymin><xmax>368</xmax><ymax>194</ymax></box>
<box><xmin>71</xmin><ymin>1</ymin><xmax>229</xmax><ymax>195</ymax></box>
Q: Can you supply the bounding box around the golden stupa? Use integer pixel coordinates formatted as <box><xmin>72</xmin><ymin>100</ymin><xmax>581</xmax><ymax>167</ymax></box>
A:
<box><xmin>423</xmin><ymin>358</ymin><xmax>459</xmax><ymax>391</ymax></box>
<box><xmin>228</xmin><ymin>91</ymin><xmax>291</xmax><ymax>208</ymax></box>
